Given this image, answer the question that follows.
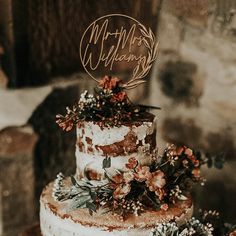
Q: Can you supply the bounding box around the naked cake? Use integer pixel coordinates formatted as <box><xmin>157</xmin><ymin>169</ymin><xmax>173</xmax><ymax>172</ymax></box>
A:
<box><xmin>39</xmin><ymin>75</ymin><xmax>211</xmax><ymax>236</ymax></box>
<box><xmin>39</xmin><ymin>14</ymin><xmax>224</xmax><ymax>236</ymax></box>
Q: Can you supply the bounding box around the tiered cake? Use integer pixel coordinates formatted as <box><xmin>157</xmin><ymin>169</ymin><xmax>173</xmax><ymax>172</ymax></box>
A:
<box><xmin>39</xmin><ymin>76</ymin><xmax>201</xmax><ymax>236</ymax></box>
<box><xmin>39</xmin><ymin>13</ymin><xmax>231</xmax><ymax>235</ymax></box>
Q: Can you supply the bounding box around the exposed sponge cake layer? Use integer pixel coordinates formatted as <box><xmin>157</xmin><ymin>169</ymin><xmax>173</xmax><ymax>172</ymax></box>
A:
<box><xmin>76</xmin><ymin>113</ymin><xmax>157</xmax><ymax>180</ymax></box>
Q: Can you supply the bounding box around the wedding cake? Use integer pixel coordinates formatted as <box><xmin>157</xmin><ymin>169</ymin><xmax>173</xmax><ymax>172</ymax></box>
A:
<box><xmin>39</xmin><ymin>75</ymin><xmax>209</xmax><ymax>236</ymax></box>
<box><xmin>39</xmin><ymin>15</ymin><xmax>221</xmax><ymax>236</ymax></box>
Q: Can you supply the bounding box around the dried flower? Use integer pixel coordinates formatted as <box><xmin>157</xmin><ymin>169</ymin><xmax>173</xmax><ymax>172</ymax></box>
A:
<box><xmin>166</xmin><ymin>144</ymin><xmax>185</xmax><ymax>156</ymax></box>
<box><xmin>134</xmin><ymin>165</ymin><xmax>151</xmax><ymax>182</ymax></box>
<box><xmin>111</xmin><ymin>173</ymin><xmax>124</xmax><ymax>184</ymax></box>
<box><xmin>229</xmin><ymin>231</ymin><xmax>236</xmax><ymax>236</ymax></box>
<box><xmin>56</xmin><ymin>115</ymin><xmax>74</xmax><ymax>131</ymax></box>
<box><xmin>113</xmin><ymin>184</ymin><xmax>131</xmax><ymax>200</ymax></box>
<box><xmin>99</xmin><ymin>76</ymin><xmax>122</xmax><ymax>90</ymax></box>
<box><xmin>126</xmin><ymin>157</ymin><xmax>138</xmax><ymax>169</ymax></box>
<box><xmin>146</xmin><ymin>170</ymin><xmax>166</xmax><ymax>191</ymax></box>
<box><xmin>160</xmin><ymin>203</ymin><xmax>169</xmax><ymax>211</ymax></box>
<box><xmin>188</xmin><ymin>155</ymin><xmax>200</xmax><ymax>167</ymax></box>
<box><xmin>192</xmin><ymin>168</ymin><xmax>201</xmax><ymax>178</ymax></box>
<box><xmin>155</xmin><ymin>188</ymin><xmax>166</xmax><ymax>200</ymax></box>
<box><xmin>111</xmin><ymin>91</ymin><xmax>127</xmax><ymax>102</ymax></box>
<box><xmin>185</xmin><ymin>148</ymin><xmax>193</xmax><ymax>156</ymax></box>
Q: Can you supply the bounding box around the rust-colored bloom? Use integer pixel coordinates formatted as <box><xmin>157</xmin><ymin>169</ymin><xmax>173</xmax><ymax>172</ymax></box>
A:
<box><xmin>113</xmin><ymin>184</ymin><xmax>131</xmax><ymax>200</ymax></box>
<box><xmin>146</xmin><ymin>170</ymin><xmax>166</xmax><ymax>191</ymax></box>
<box><xmin>192</xmin><ymin>168</ymin><xmax>201</xmax><ymax>178</ymax></box>
<box><xmin>184</xmin><ymin>147</ymin><xmax>199</xmax><ymax>167</ymax></box>
<box><xmin>112</xmin><ymin>173</ymin><xmax>124</xmax><ymax>184</ymax></box>
<box><xmin>155</xmin><ymin>188</ymin><xmax>166</xmax><ymax>201</ymax></box>
<box><xmin>176</xmin><ymin>146</ymin><xmax>185</xmax><ymax>155</ymax></box>
<box><xmin>186</xmin><ymin>154</ymin><xmax>199</xmax><ymax>167</ymax></box>
<box><xmin>111</xmin><ymin>91</ymin><xmax>127</xmax><ymax>102</ymax></box>
<box><xmin>185</xmin><ymin>148</ymin><xmax>193</xmax><ymax>156</ymax></box>
<box><xmin>167</xmin><ymin>144</ymin><xmax>185</xmax><ymax>156</ymax></box>
<box><xmin>126</xmin><ymin>157</ymin><xmax>138</xmax><ymax>169</ymax></box>
<box><xmin>99</xmin><ymin>76</ymin><xmax>122</xmax><ymax>90</ymax></box>
<box><xmin>134</xmin><ymin>165</ymin><xmax>151</xmax><ymax>182</ymax></box>
<box><xmin>229</xmin><ymin>232</ymin><xmax>236</xmax><ymax>236</ymax></box>
<box><xmin>160</xmin><ymin>203</ymin><xmax>169</xmax><ymax>211</ymax></box>
<box><xmin>56</xmin><ymin>116</ymin><xmax>74</xmax><ymax>131</ymax></box>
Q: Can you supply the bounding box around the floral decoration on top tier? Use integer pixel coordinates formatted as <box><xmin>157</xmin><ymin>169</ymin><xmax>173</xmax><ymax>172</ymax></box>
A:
<box><xmin>56</xmin><ymin>75</ymin><xmax>160</xmax><ymax>130</ymax></box>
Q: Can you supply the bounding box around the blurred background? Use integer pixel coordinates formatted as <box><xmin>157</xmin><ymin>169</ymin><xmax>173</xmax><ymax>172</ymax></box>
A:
<box><xmin>0</xmin><ymin>0</ymin><xmax>235</xmax><ymax>235</ymax></box>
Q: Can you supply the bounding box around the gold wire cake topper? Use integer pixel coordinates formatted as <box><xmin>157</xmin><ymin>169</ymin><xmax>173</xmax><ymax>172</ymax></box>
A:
<box><xmin>80</xmin><ymin>14</ymin><xmax>158</xmax><ymax>89</ymax></box>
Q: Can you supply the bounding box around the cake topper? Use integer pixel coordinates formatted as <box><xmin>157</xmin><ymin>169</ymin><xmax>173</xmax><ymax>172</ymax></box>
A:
<box><xmin>80</xmin><ymin>14</ymin><xmax>158</xmax><ymax>89</ymax></box>
<box><xmin>56</xmin><ymin>15</ymin><xmax>160</xmax><ymax>130</ymax></box>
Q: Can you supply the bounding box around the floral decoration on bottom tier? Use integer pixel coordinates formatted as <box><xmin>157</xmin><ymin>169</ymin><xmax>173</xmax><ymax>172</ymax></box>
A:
<box><xmin>51</xmin><ymin>144</ymin><xmax>235</xmax><ymax>235</ymax></box>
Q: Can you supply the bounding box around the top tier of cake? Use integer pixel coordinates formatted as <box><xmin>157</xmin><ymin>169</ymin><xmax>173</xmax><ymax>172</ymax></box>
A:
<box><xmin>75</xmin><ymin>113</ymin><xmax>157</xmax><ymax>180</ymax></box>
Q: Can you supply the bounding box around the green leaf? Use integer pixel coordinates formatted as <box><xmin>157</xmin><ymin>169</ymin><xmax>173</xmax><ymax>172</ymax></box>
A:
<box><xmin>103</xmin><ymin>157</ymin><xmax>111</xmax><ymax>169</ymax></box>
<box><xmin>71</xmin><ymin>175</ymin><xmax>78</xmax><ymax>186</ymax></box>
<box><xmin>86</xmin><ymin>201</ymin><xmax>97</xmax><ymax>213</ymax></box>
<box><xmin>89</xmin><ymin>191</ymin><xmax>97</xmax><ymax>201</ymax></box>
<box><xmin>67</xmin><ymin>194</ymin><xmax>91</xmax><ymax>211</ymax></box>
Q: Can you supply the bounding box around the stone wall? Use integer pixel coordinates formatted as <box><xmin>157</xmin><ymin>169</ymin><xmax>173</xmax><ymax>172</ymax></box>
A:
<box><xmin>149</xmin><ymin>0</ymin><xmax>236</xmax><ymax>221</ymax></box>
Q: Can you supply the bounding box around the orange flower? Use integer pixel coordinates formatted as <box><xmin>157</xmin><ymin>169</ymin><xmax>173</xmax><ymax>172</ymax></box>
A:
<box><xmin>176</xmin><ymin>146</ymin><xmax>185</xmax><ymax>155</ymax></box>
<box><xmin>186</xmin><ymin>154</ymin><xmax>199</xmax><ymax>167</ymax></box>
<box><xmin>229</xmin><ymin>232</ymin><xmax>236</xmax><ymax>236</ymax></box>
<box><xmin>155</xmin><ymin>188</ymin><xmax>166</xmax><ymax>200</ymax></box>
<box><xmin>113</xmin><ymin>184</ymin><xmax>131</xmax><ymax>200</ymax></box>
<box><xmin>126</xmin><ymin>157</ymin><xmax>138</xmax><ymax>169</ymax></box>
<box><xmin>111</xmin><ymin>91</ymin><xmax>127</xmax><ymax>102</ymax></box>
<box><xmin>146</xmin><ymin>170</ymin><xmax>166</xmax><ymax>191</ymax></box>
<box><xmin>112</xmin><ymin>173</ymin><xmax>124</xmax><ymax>184</ymax></box>
<box><xmin>134</xmin><ymin>165</ymin><xmax>151</xmax><ymax>182</ymax></box>
<box><xmin>160</xmin><ymin>203</ymin><xmax>169</xmax><ymax>211</ymax></box>
<box><xmin>192</xmin><ymin>168</ymin><xmax>201</xmax><ymax>178</ymax></box>
<box><xmin>110</xmin><ymin>77</ymin><xmax>121</xmax><ymax>88</ymax></box>
<box><xmin>185</xmin><ymin>148</ymin><xmax>193</xmax><ymax>156</ymax></box>
<box><xmin>56</xmin><ymin>117</ymin><xmax>74</xmax><ymax>131</ymax></box>
<box><xmin>99</xmin><ymin>76</ymin><xmax>122</xmax><ymax>90</ymax></box>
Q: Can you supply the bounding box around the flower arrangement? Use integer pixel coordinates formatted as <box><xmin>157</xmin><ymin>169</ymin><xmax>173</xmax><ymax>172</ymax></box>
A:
<box><xmin>56</xmin><ymin>75</ymin><xmax>160</xmax><ymax>130</ymax></box>
<box><xmin>151</xmin><ymin>210</ymin><xmax>236</xmax><ymax>236</ymax></box>
<box><xmin>53</xmin><ymin>144</ymin><xmax>225</xmax><ymax>219</ymax></box>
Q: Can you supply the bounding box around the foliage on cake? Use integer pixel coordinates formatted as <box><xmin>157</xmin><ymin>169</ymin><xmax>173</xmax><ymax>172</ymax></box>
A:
<box><xmin>52</xmin><ymin>144</ymin><xmax>224</xmax><ymax>219</ymax></box>
<box><xmin>56</xmin><ymin>75</ymin><xmax>160</xmax><ymax>130</ymax></box>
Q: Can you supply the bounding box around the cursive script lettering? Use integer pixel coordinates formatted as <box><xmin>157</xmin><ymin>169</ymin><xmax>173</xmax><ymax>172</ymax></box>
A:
<box><xmin>82</xmin><ymin>19</ymin><xmax>147</xmax><ymax>71</ymax></box>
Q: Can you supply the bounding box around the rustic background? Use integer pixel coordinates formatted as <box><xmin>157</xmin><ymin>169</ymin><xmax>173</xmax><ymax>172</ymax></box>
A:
<box><xmin>0</xmin><ymin>0</ymin><xmax>236</xmax><ymax>235</ymax></box>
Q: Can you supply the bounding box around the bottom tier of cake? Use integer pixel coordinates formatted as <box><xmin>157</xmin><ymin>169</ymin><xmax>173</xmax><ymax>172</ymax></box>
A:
<box><xmin>40</xmin><ymin>181</ymin><xmax>193</xmax><ymax>236</ymax></box>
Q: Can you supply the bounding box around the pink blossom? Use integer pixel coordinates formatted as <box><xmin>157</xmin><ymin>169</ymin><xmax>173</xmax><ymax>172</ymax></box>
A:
<box><xmin>126</xmin><ymin>157</ymin><xmax>138</xmax><ymax>169</ymax></box>
<box><xmin>146</xmin><ymin>170</ymin><xmax>166</xmax><ymax>191</ymax></box>
<box><xmin>134</xmin><ymin>165</ymin><xmax>151</xmax><ymax>182</ymax></box>
<box><xmin>113</xmin><ymin>184</ymin><xmax>131</xmax><ymax>200</ymax></box>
